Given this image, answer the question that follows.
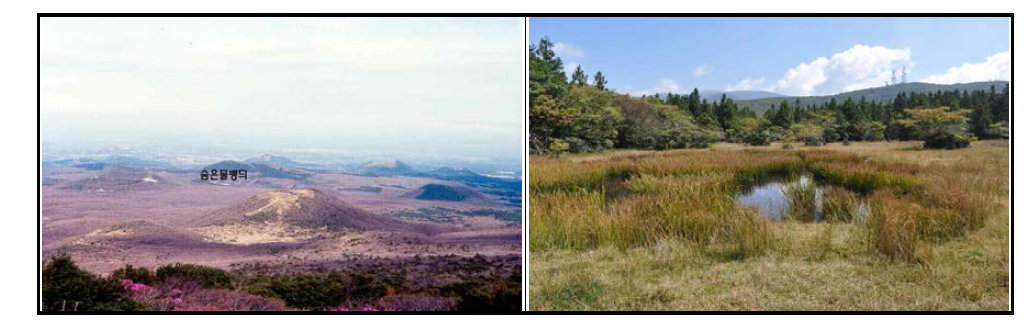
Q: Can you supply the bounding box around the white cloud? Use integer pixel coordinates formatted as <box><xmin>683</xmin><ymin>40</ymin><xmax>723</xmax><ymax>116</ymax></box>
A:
<box><xmin>694</xmin><ymin>65</ymin><xmax>710</xmax><ymax>77</ymax></box>
<box><xmin>653</xmin><ymin>79</ymin><xmax>681</xmax><ymax>93</ymax></box>
<box><xmin>773</xmin><ymin>44</ymin><xmax>912</xmax><ymax>96</ymax></box>
<box><xmin>625</xmin><ymin>79</ymin><xmax>681</xmax><ymax>97</ymax></box>
<box><xmin>775</xmin><ymin>58</ymin><xmax>829</xmax><ymax>96</ymax></box>
<box><xmin>553</xmin><ymin>42</ymin><xmax>585</xmax><ymax>58</ymax></box>
<box><xmin>922</xmin><ymin>51</ymin><xmax>1010</xmax><ymax>84</ymax></box>
<box><xmin>725</xmin><ymin>77</ymin><xmax>769</xmax><ymax>92</ymax></box>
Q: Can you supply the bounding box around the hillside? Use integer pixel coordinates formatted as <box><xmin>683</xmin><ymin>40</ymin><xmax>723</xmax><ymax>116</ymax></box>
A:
<box><xmin>245</xmin><ymin>154</ymin><xmax>304</xmax><ymax>167</ymax></box>
<box><xmin>203</xmin><ymin>160</ymin><xmax>311</xmax><ymax>181</ymax></box>
<box><xmin>71</xmin><ymin>220</ymin><xmax>206</xmax><ymax>248</ymax></box>
<box><xmin>61</xmin><ymin>165</ymin><xmax>171</xmax><ymax>192</ymax></box>
<box><xmin>736</xmin><ymin>81</ymin><xmax>1009</xmax><ymax>114</ymax></box>
<box><xmin>193</xmin><ymin>189</ymin><xmax>446</xmax><ymax>245</ymax></box>
<box><xmin>244</xmin><ymin>154</ymin><xmax>325</xmax><ymax>170</ymax></box>
<box><xmin>202</xmin><ymin>189</ymin><xmax>413</xmax><ymax>232</ymax></box>
<box><xmin>428</xmin><ymin>167</ymin><xmax>481</xmax><ymax>178</ymax></box>
<box><xmin>404</xmin><ymin>184</ymin><xmax>484</xmax><ymax>202</ymax></box>
<box><xmin>353</xmin><ymin>159</ymin><xmax>417</xmax><ymax>176</ymax></box>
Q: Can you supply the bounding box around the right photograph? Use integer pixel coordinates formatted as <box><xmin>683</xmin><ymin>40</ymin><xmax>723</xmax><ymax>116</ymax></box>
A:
<box><xmin>528</xmin><ymin>16</ymin><xmax>1011</xmax><ymax>311</ymax></box>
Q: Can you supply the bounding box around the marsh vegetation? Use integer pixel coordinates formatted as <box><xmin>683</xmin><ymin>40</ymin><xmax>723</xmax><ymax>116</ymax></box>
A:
<box><xmin>529</xmin><ymin>141</ymin><xmax>1008</xmax><ymax>310</ymax></box>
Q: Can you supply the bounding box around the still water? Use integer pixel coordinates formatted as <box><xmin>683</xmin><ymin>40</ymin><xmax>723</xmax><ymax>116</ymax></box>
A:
<box><xmin>735</xmin><ymin>175</ymin><xmax>820</xmax><ymax>221</ymax></box>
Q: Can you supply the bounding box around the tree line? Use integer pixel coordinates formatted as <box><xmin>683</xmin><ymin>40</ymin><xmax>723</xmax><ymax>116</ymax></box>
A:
<box><xmin>529</xmin><ymin>37</ymin><xmax>1009</xmax><ymax>153</ymax></box>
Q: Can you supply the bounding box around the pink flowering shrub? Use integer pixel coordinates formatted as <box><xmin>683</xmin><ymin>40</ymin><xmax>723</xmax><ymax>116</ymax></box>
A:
<box><xmin>120</xmin><ymin>278</ymin><xmax>285</xmax><ymax>311</ymax></box>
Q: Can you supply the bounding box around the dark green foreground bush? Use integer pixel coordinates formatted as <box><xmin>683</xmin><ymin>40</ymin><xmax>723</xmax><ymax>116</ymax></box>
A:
<box><xmin>42</xmin><ymin>255</ymin><xmax>143</xmax><ymax>311</ymax></box>
<box><xmin>42</xmin><ymin>255</ymin><xmax>521</xmax><ymax>311</ymax></box>
<box><xmin>155</xmin><ymin>263</ymin><xmax>232</xmax><ymax>289</ymax></box>
<box><xmin>111</xmin><ymin>264</ymin><xmax>155</xmax><ymax>286</ymax></box>
<box><xmin>258</xmin><ymin>274</ymin><xmax>345</xmax><ymax>310</ymax></box>
<box><xmin>924</xmin><ymin>130</ymin><xmax>972</xmax><ymax>149</ymax></box>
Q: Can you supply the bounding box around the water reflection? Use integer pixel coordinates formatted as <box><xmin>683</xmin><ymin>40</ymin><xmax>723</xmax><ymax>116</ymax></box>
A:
<box><xmin>735</xmin><ymin>175</ymin><xmax>816</xmax><ymax>220</ymax></box>
<box><xmin>735</xmin><ymin>174</ymin><xmax>872</xmax><ymax>222</ymax></box>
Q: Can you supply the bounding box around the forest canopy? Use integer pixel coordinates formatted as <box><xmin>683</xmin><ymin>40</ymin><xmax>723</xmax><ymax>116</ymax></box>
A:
<box><xmin>529</xmin><ymin>37</ymin><xmax>1009</xmax><ymax>153</ymax></box>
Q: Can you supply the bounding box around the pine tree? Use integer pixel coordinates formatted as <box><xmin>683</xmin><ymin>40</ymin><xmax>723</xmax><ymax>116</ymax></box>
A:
<box><xmin>688</xmin><ymin>88</ymin><xmax>702</xmax><ymax>118</ymax></box>
<box><xmin>535</xmin><ymin>37</ymin><xmax>566</xmax><ymax>82</ymax></box>
<box><xmin>593</xmin><ymin>71</ymin><xmax>607</xmax><ymax>90</ymax></box>
<box><xmin>773</xmin><ymin>99</ymin><xmax>793</xmax><ymax>128</ymax></box>
<box><xmin>571</xmin><ymin>65</ymin><xmax>588</xmax><ymax>86</ymax></box>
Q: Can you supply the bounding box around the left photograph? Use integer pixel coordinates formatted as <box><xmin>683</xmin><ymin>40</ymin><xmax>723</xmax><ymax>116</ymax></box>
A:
<box><xmin>40</xmin><ymin>17</ymin><xmax>524</xmax><ymax>312</ymax></box>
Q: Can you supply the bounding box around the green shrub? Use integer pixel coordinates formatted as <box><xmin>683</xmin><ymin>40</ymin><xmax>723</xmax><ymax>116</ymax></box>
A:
<box><xmin>564</xmin><ymin>137</ymin><xmax>589</xmax><ymax>153</ymax></box>
<box><xmin>41</xmin><ymin>255</ymin><xmax>142</xmax><ymax>311</ymax></box>
<box><xmin>803</xmin><ymin>138</ymin><xmax>825</xmax><ymax>146</ymax></box>
<box><xmin>445</xmin><ymin>277</ymin><xmax>521</xmax><ymax>312</ymax></box>
<box><xmin>111</xmin><ymin>264</ymin><xmax>155</xmax><ymax>286</ymax></box>
<box><xmin>898</xmin><ymin>107</ymin><xmax>974</xmax><ymax>150</ymax></box>
<box><xmin>263</xmin><ymin>273</ymin><xmax>345</xmax><ymax>310</ymax></box>
<box><xmin>344</xmin><ymin>270</ymin><xmax>406</xmax><ymax>302</ymax></box>
<box><xmin>745</xmin><ymin>130</ymin><xmax>771</xmax><ymax>146</ymax></box>
<box><xmin>155</xmin><ymin>263</ymin><xmax>232</xmax><ymax>289</ymax></box>
<box><xmin>924</xmin><ymin>130</ymin><xmax>972</xmax><ymax>149</ymax></box>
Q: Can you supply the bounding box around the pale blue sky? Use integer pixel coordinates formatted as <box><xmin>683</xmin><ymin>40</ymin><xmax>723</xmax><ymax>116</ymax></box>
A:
<box><xmin>41</xmin><ymin>17</ymin><xmax>524</xmax><ymax>160</ymax></box>
<box><xmin>531</xmin><ymin>17</ymin><xmax>1010</xmax><ymax>96</ymax></box>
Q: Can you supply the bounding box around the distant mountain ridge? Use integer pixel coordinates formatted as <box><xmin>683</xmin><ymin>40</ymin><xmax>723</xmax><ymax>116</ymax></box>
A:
<box><xmin>61</xmin><ymin>165</ymin><xmax>170</xmax><ymax>192</ymax></box>
<box><xmin>353</xmin><ymin>160</ymin><xmax>417</xmax><ymax>176</ymax></box>
<box><xmin>202</xmin><ymin>160</ymin><xmax>311</xmax><ymax>181</ymax></box>
<box><xmin>736</xmin><ymin>81</ymin><xmax>1009</xmax><ymax>114</ymax></box>
<box><xmin>43</xmin><ymin>155</ymin><xmax>172</xmax><ymax>170</ymax></box>
<box><xmin>701</xmin><ymin>90</ymin><xmax>784</xmax><ymax>102</ymax></box>
<box><xmin>245</xmin><ymin>154</ymin><xmax>304</xmax><ymax>166</ymax></box>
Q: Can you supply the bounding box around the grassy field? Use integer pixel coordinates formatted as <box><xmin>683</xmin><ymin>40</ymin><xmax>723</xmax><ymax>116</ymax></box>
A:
<box><xmin>529</xmin><ymin>141</ymin><xmax>1010</xmax><ymax>311</ymax></box>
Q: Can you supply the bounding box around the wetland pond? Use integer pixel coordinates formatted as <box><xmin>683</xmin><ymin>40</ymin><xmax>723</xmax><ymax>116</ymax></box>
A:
<box><xmin>734</xmin><ymin>173</ymin><xmax>869</xmax><ymax>221</ymax></box>
<box><xmin>601</xmin><ymin>172</ymin><xmax>870</xmax><ymax>222</ymax></box>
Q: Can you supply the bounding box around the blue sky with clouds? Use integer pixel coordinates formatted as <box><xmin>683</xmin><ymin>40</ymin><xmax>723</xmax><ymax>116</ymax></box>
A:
<box><xmin>530</xmin><ymin>17</ymin><xmax>1010</xmax><ymax>97</ymax></box>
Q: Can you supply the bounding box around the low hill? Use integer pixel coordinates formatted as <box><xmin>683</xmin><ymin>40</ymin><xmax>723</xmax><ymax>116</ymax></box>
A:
<box><xmin>736</xmin><ymin>81</ymin><xmax>1009</xmax><ymax>114</ymax></box>
<box><xmin>202</xmin><ymin>160</ymin><xmax>311</xmax><ymax>181</ymax></box>
<box><xmin>244</xmin><ymin>154</ymin><xmax>324</xmax><ymax>170</ymax></box>
<box><xmin>61</xmin><ymin>165</ymin><xmax>171</xmax><ymax>192</ymax></box>
<box><xmin>428</xmin><ymin>167</ymin><xmax>481</xmax><ymax>178</ymax></box>
<box><xmin>201</xmin><ymin>189</ymin><xmax>425</xmax><ymax>233</ymax></box>
<box><xmin>353</xmin><ymin>160</ymin><xmax>417</xmax><ymax>176</ymax></box>
<box><xmin>246</xmin><ymin>154</ymin><xmax>302</xmax><ymax>166</ymax></box>
<box><xmin>420</xmin><ymin>167</ymin><xmax>520</xmax><ymax>189</ymax></box>
<box><xmin>404</xmin><ymin>184</ymin><xmax>484</xmax><ymax>202</ymax></box>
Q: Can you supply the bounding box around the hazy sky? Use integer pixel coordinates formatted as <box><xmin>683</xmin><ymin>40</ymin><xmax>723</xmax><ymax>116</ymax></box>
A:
<box><xmin>531</xmin><ymin>17</ymin><xmax>1010</xmax><ymax>97</ymax></box>
<box><xmin>41</xmin><ymin>17</ymin><xmax>524</xmax><ymax>160</ymax></box>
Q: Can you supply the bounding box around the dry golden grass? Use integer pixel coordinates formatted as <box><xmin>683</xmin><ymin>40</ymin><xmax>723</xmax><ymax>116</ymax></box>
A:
<box><xmin>530</xmin><ymin>140</ymin><xmax>1009</xmax><ymax>311</ymax></box>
